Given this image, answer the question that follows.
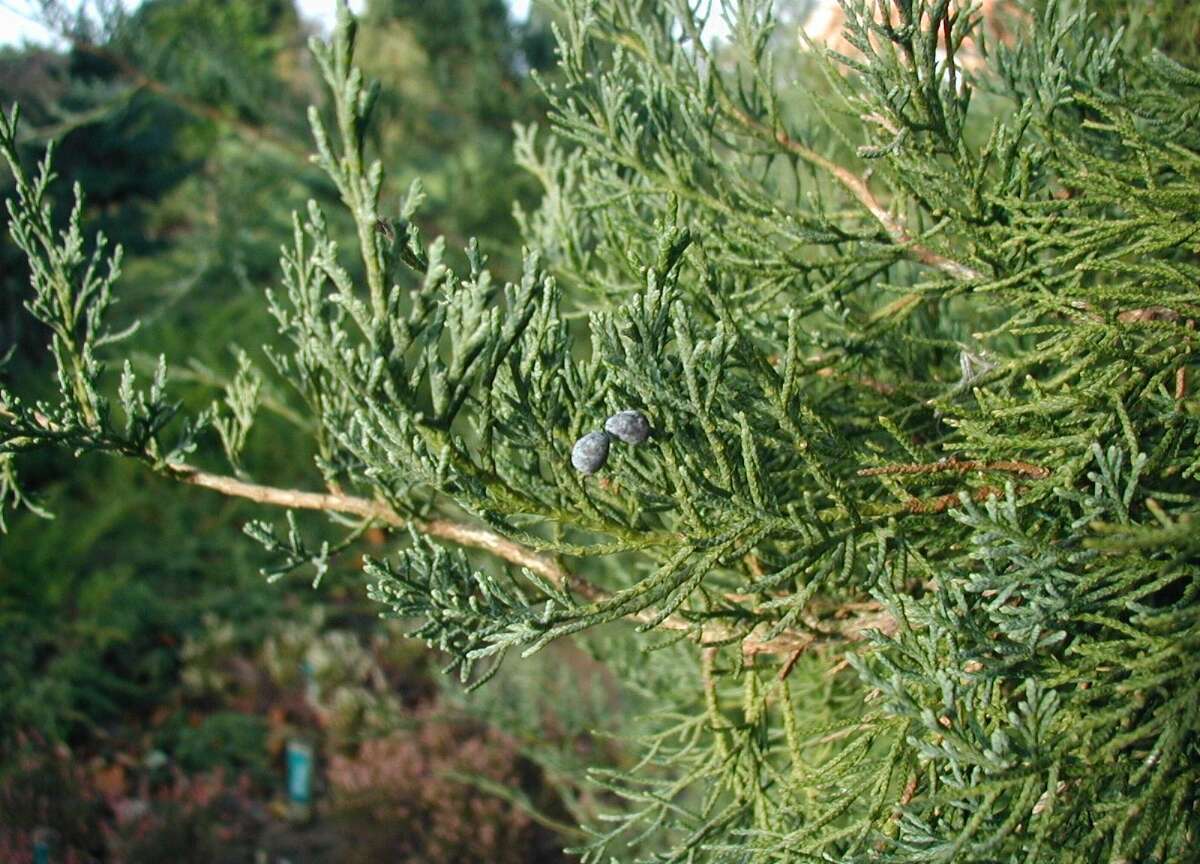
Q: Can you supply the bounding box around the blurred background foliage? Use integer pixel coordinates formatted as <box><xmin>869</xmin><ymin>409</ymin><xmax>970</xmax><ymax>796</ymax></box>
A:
<box><xmin>0</xmin><ymin>0</ymin><xmax>589</xmax><ymax>860</ymax></box>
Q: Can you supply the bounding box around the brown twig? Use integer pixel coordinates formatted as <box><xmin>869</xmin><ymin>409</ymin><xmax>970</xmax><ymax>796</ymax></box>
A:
<box><xmin>167</xmin><ymin>463</ymin><xmax>572</xmax><ymax>587</ymax></box>
<box><xmin>904</xmin><ymin>484</ymin><xmax>1003</xmax><ymax>514</ymax></box>
<box><xmin>1117</xmin><ymin>306</ymin><xmax>1180</xmax><ymax>323</ymax></box>
<box><xmin>7</xmin><ymin>396</ymin><xmax>900</xmax><ymax>659</ymax></box>
<box><xmin>858</xmin><ymin>457</ymin><xmax>1050</xmax><ymax>479</ymax></box>
<box><xmin>777</xmin><ymin>643</ymin><xmax>811</xmax><ymax>681</ymax></box>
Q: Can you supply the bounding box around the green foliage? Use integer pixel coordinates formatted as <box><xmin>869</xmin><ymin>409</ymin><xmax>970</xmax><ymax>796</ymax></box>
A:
<box><xmin>0</xmin><ymin>0</ymin><xmax>554</xmax><ymax>761</ymax></box>
<box><xmin>170</xmin><ymin>711</ymin><xmax>271</xmax><ymax>785</ymax></box>
<box><xmin>0</xmin><ymin>452</ymin><xmax>287</xmax><ymax>746</ymax></box>
<box><xmin>115</xmin><ymin>0</ymin><xmax>308</xmax><ymax>125</ymax></box>
<box><xmin>3</xmin><ymin>1</ymin><xmax>1199</xmax><ymax>861</ymax></box>
<box><xmin>356</xmin><ymin>0</ymin><xmax>558</xmax><ymax>266</ymax></box>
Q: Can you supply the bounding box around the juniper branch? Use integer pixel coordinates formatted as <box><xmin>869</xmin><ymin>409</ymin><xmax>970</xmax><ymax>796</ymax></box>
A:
<box><xmin>173</xmin><ymin>461</ymin><xmax>893</xmax><ymax>655</ymax></box>
<box><xmin>674</xmin><ymin>4</ymin><xmax>985</xmax><ymax>283</ymax></box>
<box><xmin>5</xmin><ymin>3</ymin><xmax>1199</xmax><ymax>858</ymax></box>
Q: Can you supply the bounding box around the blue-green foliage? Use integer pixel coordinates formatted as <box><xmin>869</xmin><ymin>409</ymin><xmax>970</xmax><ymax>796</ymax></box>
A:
<box><xmin>2</xmin><ymin>1</ymin><xmax>1198</xmax><ymax>861</ymax></box>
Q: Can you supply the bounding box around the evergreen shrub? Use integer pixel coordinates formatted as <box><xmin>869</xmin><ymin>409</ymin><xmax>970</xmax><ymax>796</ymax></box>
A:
<box><xmin>2</xmin><ymin>1</ymin><xmax>1198</xmax><ymax>860</ymax></box>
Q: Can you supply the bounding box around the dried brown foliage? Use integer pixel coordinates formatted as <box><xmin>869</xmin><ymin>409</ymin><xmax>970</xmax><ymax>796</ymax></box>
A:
<box><xmin>327</xmin><ymin>711</ymin><xmax>569</xmax><ymax>864</ymax></box>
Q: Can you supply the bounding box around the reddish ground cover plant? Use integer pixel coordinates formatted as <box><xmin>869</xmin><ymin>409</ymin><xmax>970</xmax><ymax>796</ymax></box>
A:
<box><xmin>327</xmin><ymin>710</ymin><xmax>569</xmax><ymax>864</ymax></box>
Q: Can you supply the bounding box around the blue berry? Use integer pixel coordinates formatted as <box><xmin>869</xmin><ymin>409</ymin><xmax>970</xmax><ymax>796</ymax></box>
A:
<box><xmin>604</xmin><ymin>410</ymin><xmax>651</xmax><ymax>445</ymax></box>
<box><xmin>571</xmin><ymin>430</ymin><xmax>611</xmax><ymax>475</ymax></box>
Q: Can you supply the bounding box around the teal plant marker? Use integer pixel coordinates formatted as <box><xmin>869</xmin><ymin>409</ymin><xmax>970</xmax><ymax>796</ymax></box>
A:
<box><xmin>32</xmin><ymin>828</ymin><xmax>52</xmax><ymax>864</ymax></box>
<box><xmin>286</xmin><ymin>739</ymin><xmax>313</xmax><ymax>807</ymax></box>
<box><xmin>285</xmin><ymin>738</ymin><xmax>314</xmax><ymax>822</ymax></box>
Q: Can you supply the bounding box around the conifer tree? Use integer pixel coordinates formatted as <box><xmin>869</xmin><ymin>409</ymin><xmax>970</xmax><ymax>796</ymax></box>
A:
<box><xmin>2</xmin><ymin>1</ymin><xmax>1198</xmax><ymax>860</ymax></box>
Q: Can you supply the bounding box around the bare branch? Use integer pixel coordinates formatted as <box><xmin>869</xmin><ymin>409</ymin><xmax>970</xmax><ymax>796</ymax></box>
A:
<box><xmin>166</xmin><ymin>462</ymin><xmax>568</xmax><ymax>584</ymax></box>
<box><xmin>858</xmin><ymin>457</ymin><xmax>1050</xmax><ymax>479</ymax></box>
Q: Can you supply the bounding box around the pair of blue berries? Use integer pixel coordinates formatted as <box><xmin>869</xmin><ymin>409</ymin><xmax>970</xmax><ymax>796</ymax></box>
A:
<box><xmin>571</xmin><ymin>410</ymin><xmax>652</xmax><ymax>475</ymax></box>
